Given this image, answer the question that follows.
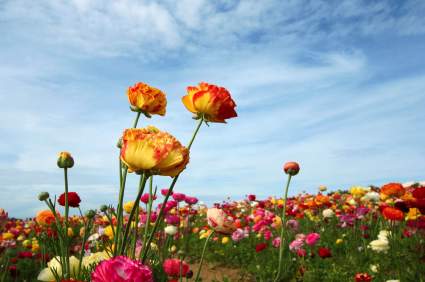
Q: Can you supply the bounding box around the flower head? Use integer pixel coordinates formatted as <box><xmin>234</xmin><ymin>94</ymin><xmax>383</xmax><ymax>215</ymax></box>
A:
<box><xmin>381</xmin><ymin>183</ymin><xmax>405</xmax><ymax>197</ymax></box>
<box><xmin>35</xmin><ymin>210</ymin><xmax>58</xmax><ymax>226</ymax></box>
<box><xmin>182</xmin><ymin>82</ymin><xmax>237</xmax><ymax>123</ymax></box>
<box><xmin>58</xmin><ymin>192</ymin><xmax>81</xmax><ymax>208</ymax></box>
<box><xmin>163</xmin><ymin>258</ymin><xmax>190</xmax><ymax>278</ymax></box>
<box><xmin>127</xmin><ymin>82</ymin><xmax>167</xmax><ymax>116</ymax></box>
<box><xmin>57</xmin><ymin>152</ymin><xmax>74</xmax><ymax>169</ymax></box>
<box><xmin>382</xmin><ymin>207</ymin><xmax>404</xmax><ymax>221</ymax></box>
<box><xmin>120</xmin><ymin>126</ymin><xmax>189</xmax><ymax>177</ymax></box>
<box><xmin>92</xmin><ymin>256</ymin><xmax>153</xmax><ymax>282</ymax></box>
<box><xmin>283</xmin><ymin>162</ymin><xmax>300</xmax><ymax>176</ymax></box>
<box><xmin>305</xmin><ymin>233</ymin><xmax>320</xmax><ymax>246</ymax></box>
<box><xmin>207</xmin><ymin>208</ymin><xmax>236</xmax><ymax>234</ymax></box>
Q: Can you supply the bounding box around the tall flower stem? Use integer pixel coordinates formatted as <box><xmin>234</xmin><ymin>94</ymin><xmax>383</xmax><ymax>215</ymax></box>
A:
<box><xmin>63</xmin><ymin>167</ymin><xmax>70</xmax><ymax>279</ymax></box>
<box><xmin>120</xmin><ymin>173</ymin><xmax>148</xmax><ymax>255</ymax></box>
<box><xmin>274</xmin><ymin>174</ymin><xmax>292</xmax><ymax>282</ymax></box>
<box><xmin>141</xmin><ymin>176</ymin><xmax>154</xmax><ymax>252</ymax></box>
<box><xmin>194</xmin><ymin>230</ymin><xmax>215</xmax><ymax>282</ymax></box>
<box><xmin>141</xmin><ymin>116</ymin><xmax>204</xmax><ymax>263</ymax></box>
<box><xmin>114</xmin><ymin>112</ymin><xmax>142</xmax><ymax>256</ymax></box>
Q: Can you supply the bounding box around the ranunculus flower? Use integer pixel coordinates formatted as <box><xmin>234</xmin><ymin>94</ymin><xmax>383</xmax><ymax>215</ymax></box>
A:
<box><xmin>92</xmin><ymin>256</ymin><xmax>153</xmax><ymax>282</ymax></box>
<box><xmin>123</xmin><ymin>201</ymin><xmax>136</xmax><ymax>214</ymax></box>
<box><xmin>355</xmin><ymin>273</ymin><xmax>372</xmax><ymax>282</ymax></box>
<box><xmin>381</xmin><ymin>183</ymin><xmax>405</xmax><ymax>197</ymax></box>
<box><xmin>164</xmin><ymin>225</ymin><xmax>178</xmax><ymax>236</ymax></box>
<box><xmin>289</xmin><ymin>239</ymin><xmax>304</xmax><ymax>251</ymax></box>
<box><xmin>35</xmin><ymin>210</ymin><xmax>58</xmax><ymax>226</ymax></box>
<box><xmin>382</xmin><ymin>207</ymin><xmax>404</xmax><ymax>221</ymax></box>
<box><xmin>283</xmin><ymin>161</ymin><xmax>300</xmax><ymax>176</ymax></box>
<box><xmin>163</xmin><ymin>258</ymin><xmax>189</xmax><ymax>278</ymax></box>
<box><xmin>412</xmin><ymin>187</ymin><xmax>425</xmax><ymax>199</ymax></box>
<box><xmin>322</xmin><ymin>208</ymin><xmax>335</xmax><ymax>218</ymax></box>
<box><xmin>172</xmin><ymin>192</ymin><xmax>186</xmax><ymax>202</ymax></box>
<box><xmin>305</xmin><ymin>233</ymin><xmax>320</xmax><ymax>246</ymax></box>
<box><xmin>140</xmin><ymin>193</ymin><xmax>157</xmax><ymax>204</ymax></box>
<box><xmin>120</xmin><ymin>126</ymin><xmax>189</xmax><ymax>177</ymax></box>
<box><xmin>207</xmin><ymin>208</ymin><xmax>236</xmax><ymax>234</ymax></box>
<box><xmin>318</xmin><ymin>247</ymin><xmax>332</xmax><ymax>258</ymax></box>
<box><xmin>182</xmin><ymin>82</ymin><xmax>237</xmax><ymax>123</ymax></box>
<box><xmin>184</xmin><ymin>196</ymin><xmax>198</xmax><ymax>205</ymax></box>
<box><xmin>127</xmin><ymin>82</ymin><xmax>167</xmax><ymax>116</ymax></box>
<box><xmin>255</xmin><ymin>242</ymin><xmax>267</xmax><ymax>252</ymax></box>
<box><xmin>58</xmin><ymin>192</ymin><xmax>81</xmax><ymax>208</ymax></box>
<box><xmin>38</xmin><ymin>256</ymin><xmax>80</xmax><ymax>281</ymax></box>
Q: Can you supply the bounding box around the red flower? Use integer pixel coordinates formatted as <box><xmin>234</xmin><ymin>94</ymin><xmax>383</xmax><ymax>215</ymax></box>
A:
<box><xmin>318</xmin><ymin>247</ymin><xmax>332</xmax><ymax>258</ymax></box>
<box><xmin>58</xmin><ymin>192</ymin><xmax>81</xmax><ymax>208</ymax></box>
<box><xmin>355</xmin><ymin>273</ymin><xmax>372</xmax><ymax>282</ymax></box>
<box><xmin>163</xmin><ymin>259</ymin><xmax>189</xmax><ymax>278</ymax></box>
<box><xmin>412</xmin><ymin>187</ymin><xmax>425</xmax><ymax>199</ymax></box>
<box><xmin>255</xmin><ymin>242</ymin><xmax>267</xmax><ymax>253</ymax></box>
<box><xmin>381</xmin><ymin>183</ymin><xmax>405</xmax><ymax>197</ymax></box>
<box><xmin>283</xmin><ymin>162</ymin><xmax>300</xmax><ymax>176</ymax></box>
<box><xmin>382</xmin><ymin>207</ymin><xmax>404</xmax><ymax>221</ymax></box>
<box><xmin>248</xmin><ymin>194</ymin><xmax>256</xmax><ymax>201</ymax></box>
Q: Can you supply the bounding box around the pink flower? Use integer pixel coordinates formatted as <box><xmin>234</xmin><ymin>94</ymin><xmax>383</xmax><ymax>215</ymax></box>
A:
<box><xmin>184</xmin><ymin>196</ymin><xmax>198</xmax><ymax>205</ymax></box>
<box><xmin>231</xmin><ymin>229</ymin><xmax>245</xmax><ymax>242</ymax></box>
<box><xmin>264</xmin><ymin>230</ymin><xmax>272</xmax><ymax>240</ymax></box>
<box><xmin>286</xmin><ymin>219</ymin><xmax>299</xmax><ymax>232</ymax></box>
<box><xmin>172</xmin><ymin>193</ymin><xmax>186</xmax><ymax>202</ymax></box>
<box><xmin>272</xmin><ymin>237</ymin><xmax>281</xmax><ymax>248</ymax></box>
<box><xmin>91</xmin><ymin>256</ymin><xmax>153</xmax><ymax>282</ymax></box>
<box><xmin>289</xmin><ymin>239</ymin><xmax>304</xmax><ymax>251</ymax></box>
<box><xmin>161</xmin><ymin>188</ymin><xmax>173</xmax><ymax>196</ymax></box>
<box><xmin>140</xmin><ymin>193</ymin><xmax>157</xmax><ymax>204</ymax></box>
<box><xmin>305</xmin><ymin>233</ymin><xmax>320</xmax><ymax>246</ymax></box>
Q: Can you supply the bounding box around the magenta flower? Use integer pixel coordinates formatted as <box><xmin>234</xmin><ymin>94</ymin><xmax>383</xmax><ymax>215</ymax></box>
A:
<box><xmin>172</xmin><ymin>193</ymin><xmax>186</xmax><ymax>202</ymax></box>
<box><xmin>185</xmin><ymin>196</ymin><xmax>198</xmax><ymax>205</ymax></box>
<box><xmin>289</xmin><ymin>239</ymin><xmax>304</xmax><ymax>251</ymax></box>
<box><xmin>272</xmin><ymin>237</ymin><xmax>281</xmax><ymax>248</ymax></box>
<box><xmin>305</xmin><ymin>233</ymin><xmax>320</xmax><ymax>246</ymax></box>
<box><xmin>140</xmin><ymin>193</ymin><xmax>157</xmax><ymax>204</ymax></box>
<box><xmin>91</xmin><ymin>256</ymin><xmax>153</xmax><ymax>282</ymax></box>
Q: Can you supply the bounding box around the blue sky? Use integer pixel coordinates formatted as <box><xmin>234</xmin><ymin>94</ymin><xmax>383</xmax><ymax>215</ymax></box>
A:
<box><xmin>1</xmin><ymin>0</ymin><xmax>425</xmax><ymax>218</ymax></box>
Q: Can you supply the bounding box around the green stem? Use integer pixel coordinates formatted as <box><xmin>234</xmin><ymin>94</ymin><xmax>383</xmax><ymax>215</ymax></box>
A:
<box><xmin>133</xmin><ymin>112</ymin><xmax>141</xmax><ymax>128</ymax></box>
<box><xmin>120</xmin><ymin>173</ymin><xmax>148</xmax><ymax>255</ymax></box>
<box><xmin>141</xmin><ymin>177</ymin><xmax>154</xmax><ymax>254</ymax></box>
<box><xmin>114</xmin><ymin>165</ymin><xmax>128</xmax><ymax>257</ymax></box>
<box><xmin>140</xmin><ymin>116</ymin><xmax>204</xmax><ymax>263</ymax></box>
<box><xmin>77</xmin><ymin>218</ymin><xmax>92</xmax><ymax>278</ymax></box>
<box><xmin>63</xmin><ymin>168</ymin><xmax>70</xmax><ymax>279</ymax></box>
<box><xmin>274</xmin><ymin>174</ymin><xmax>292</xmax><ymax>282</ymax></box>
<box><xmin>194</xmin><ymin>231</ymin><xmax>215</xmax><ymax>282</ymax></box>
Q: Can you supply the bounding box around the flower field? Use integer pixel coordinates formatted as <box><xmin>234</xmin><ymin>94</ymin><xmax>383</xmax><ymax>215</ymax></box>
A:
<box><xmin>1</xmin><ymin>82</ymin><xmax>424</xmax><ymax>282</ymax></box>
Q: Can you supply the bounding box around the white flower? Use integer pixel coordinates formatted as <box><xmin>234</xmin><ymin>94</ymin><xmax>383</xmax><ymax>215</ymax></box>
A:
<box><xmin>369</xmin><ymin>238</ymin><xmax>389</xmax><ymax>253</ymax></box>
<box><xmin>322</xmin><ymin>209</ymin><xmax>334</xmax><ymax>218</ymax></box>
<box><xmin>37</xmin><ymin>256</ymin><xmax>80</xmax><ymax>281</ymax></box>
<box><xmin>378</xmin><ymin>230</ymin><xmax>391</xmax><ymax>241</ymax></box>
<box><xmin>386</xmin><ymin>280</ymin><xmax>400</xmax><ymax>282</ymax></box>
<box><xmin>164</xmin><ymin>225</ymin><xmax>178</xmax><ymax>236</ymax></box>
<box><xmin>370</xmin><ymin>264</ymin><xmax>379</xmax><ymax>273</ymax></box>
<box><xmin>362</xmin><ymin>191</ymin><xmax>380</xmax><ymax>202</ymax></box>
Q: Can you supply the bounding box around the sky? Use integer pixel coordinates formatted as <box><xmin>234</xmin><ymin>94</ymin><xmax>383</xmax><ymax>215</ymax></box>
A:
<box><xmin>1</xmin><ymin>0</ymin><xmax>425</xmax><ymax>218</ymax></box>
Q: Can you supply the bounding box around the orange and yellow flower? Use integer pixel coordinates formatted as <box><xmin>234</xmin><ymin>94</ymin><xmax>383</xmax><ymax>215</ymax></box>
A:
<box><xmin>127</xmin><ymin>82</ymin><xmax>167</xmax><ymax>116</ymax></box>
<box><xmin>382</xmin><ymin>207</ymin><xmax>404</xmax><ymax>221</ymax></box>
<box><xmin>120</xmin><ymin>126</ymin><xmax>189</xmax><ymax>177</ymax></box>
<box><xmin>182</xmin><ymin>82</ymin><xmax>237</xmax><ymax>123</ymax></box>
<box><xmin>35</xmin><ymin>210</ymin><xmax>58</xmax><ymax>226</ymax></box>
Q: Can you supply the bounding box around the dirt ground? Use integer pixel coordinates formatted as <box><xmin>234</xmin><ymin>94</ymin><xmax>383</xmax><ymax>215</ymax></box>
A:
<box><xmin>189</xmin><ymin>262</ymin><xmax>255</xmax><ymax>282</ymax></box>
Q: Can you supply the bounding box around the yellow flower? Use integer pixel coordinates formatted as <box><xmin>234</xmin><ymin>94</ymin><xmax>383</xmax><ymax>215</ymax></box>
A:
<box><xmin>127</xmin><ymin>82</ymin><xmax>167</xmax><ymax>116</ymax></box>
<box><xmin>82</xmin><ymin>251</ymin><xmax>109</xmax><ymax>268</ymax></box>
<box><xmin>123</xmin><ymin>201</ymin><xmax>135</xmax><ymax>214</ymax></box>
<box><xmin>104</xmin><ymin>225</ymin><xmax>115</xmax><ymax>240</ymax></box>
<box><xmin>182</xmin><ymin>82</ymin><xmax>237</xmax><ymax>123</ymax></box>
<box><xmin>120</xmin><ymin>126</ymin><xmax>190</xmax><ymax>177</ymax></box>
<box><xmin>222</xmin><ymin>236</ymin><xmax>230</xmax><ymax>244</ymax></box>
<box><xmin>2</xmin><ymin>232</ymin><xmax>14</xmax><ymax>240</ymax></box>
<box><xmin>406</xmin><ymin>208</ymin><xmax>421</xmax><ymax>221</ymax></box>
<box><xmin>37</xmin><ymin>256</ymin><xmax>80</xmax><ymax>281</ymax></box>
<box><xmin>319</xmin><ymin>185</ymin><xmax>327</xmax><ymax>192</ymax></box>
<box><xmin>22</xmin><ymin>239</ymin><xmax>31</xmax><ymax>248</ymax></box>
<box><xmin>336</xmin><ymin>239</ymin><xmax>343</xmax><ymax>245</ymax></box>
<box><xmin>349</xmin><ymin>186</ymin><xmax>369</xmax><ymax>198</ymax></box>
<box><xmin>199</xmin><ymin>230</ymin><xmax>212</xmax><ymax>240</ymax></box>
<box><xmin>273</xmin><ymin>216</ymin><xmax>282</xmax><ymax>228</ymax></box>
<box><xmin>67</xmin><ymin>227</ymin><xmax>74</xmax><ymax>237</ymax></box>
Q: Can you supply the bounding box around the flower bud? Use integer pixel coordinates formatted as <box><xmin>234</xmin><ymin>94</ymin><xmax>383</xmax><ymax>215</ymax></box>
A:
<box><xmin>38</xmin><ymin>192</ymin><xmax>50</xmax><ymax>201</ymax></box>
<box><xmin>116</xmin><ymin>137</ymin><xmax>123</xmax><ymax>149</ymax></box>
<box><xmin>283</xmin><ymin>161</ymin><xmax>300</xmax><ymax>176</ymax></box>
<box><xmin>57</xmin><ymin>152</ymin><xmax>74</xmax><ymax>169</ymax></box>
<box><xmin>99</xmin><ymin>205</ymin><xmax>108</xmax><ymax>213</ymax></box>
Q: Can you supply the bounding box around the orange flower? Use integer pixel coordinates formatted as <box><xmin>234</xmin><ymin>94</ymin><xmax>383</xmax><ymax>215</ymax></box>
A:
<box><xmin>127</xmin><ymin>82</ymin><xmax>167</xmax><ymax>116</ymax></box>
<box><xmin>120</xmin><ymin>126</ymin><xmax>189</xmax><ymax>177</ymax></box>
<box><xmin>35</xmin><ymin>210</ymin><xmax>58</xmax><ymax>226</ymax></box>
<box><xmin>382</xmin><ymin>207</ymin><xmax>404</xmax><ymax>221</ymax></box>
<box><xmin>182</xmin><ymin>82</ymin><xmax>237</xmax><ymax>123</ymax></box>
<box><xmin>381</xmin><ymin>183</ymin><xmax>405</xmax><ymax>197</ymax></box>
